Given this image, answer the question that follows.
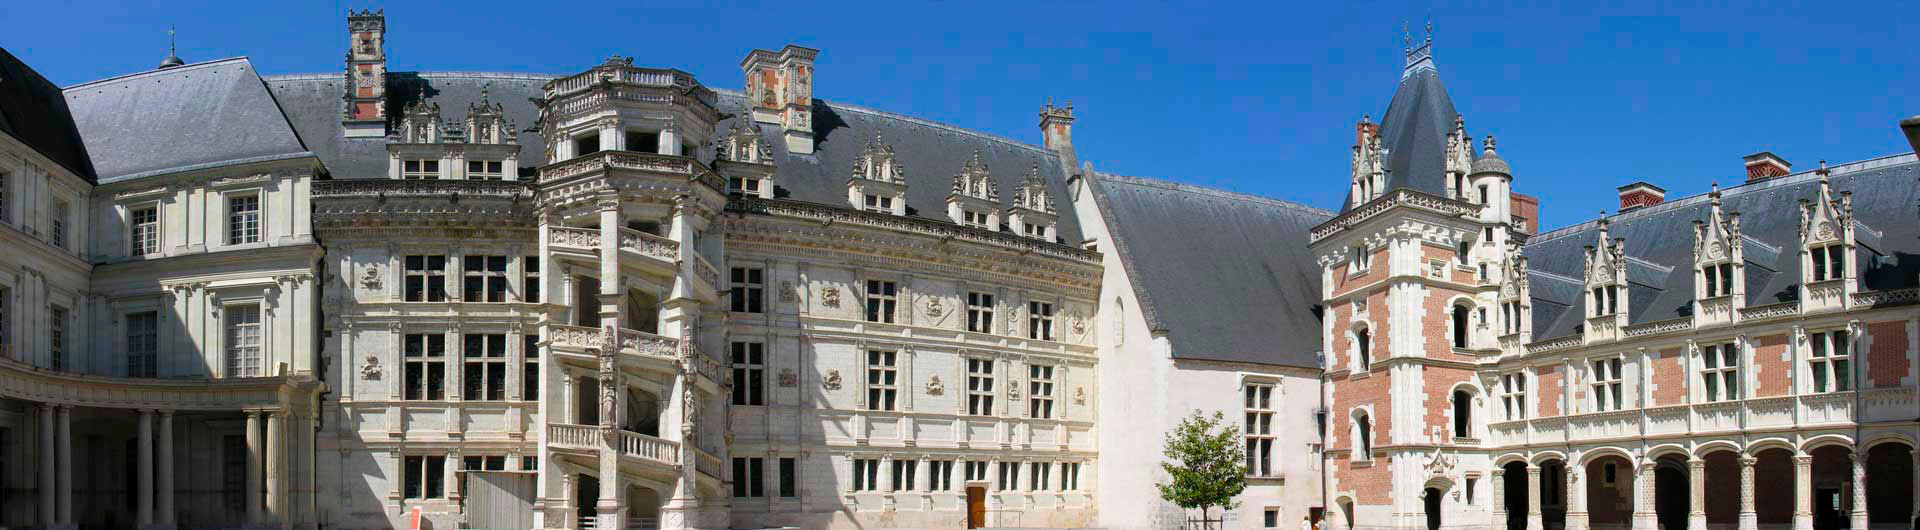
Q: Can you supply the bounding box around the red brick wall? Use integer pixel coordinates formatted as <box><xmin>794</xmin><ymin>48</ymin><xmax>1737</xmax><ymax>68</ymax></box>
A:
<box><xmin>1332</xmin><ymin>452</ymin><xmax>1393</xmax><ymax>504</ymax></box>
<box><xmin>1330</xmin><ymin>369</ymin><xmax>1394</xmax><ymax>504</ymax></box>
<box><xmin>1328</xmin><ymin>291</ymin><xmax>1391</xmax><ymax>370</ymax></box>
<box><xmin>1422</xmin><ymin>287</ymin><xmax>1479</xmax><ymax>362</ymax></box>
<box><xmin>1537</xmin><ymin>365</ymin><xmax>1563</xmax><ymax>417</ymax></box>
<box><xmin>1333</xmin><ymin>248</ymin><xmax>1389</xmax><ymax>298</ymax></box>
<box><xmin>1650</xmin><ymin>347</ymin><xmax>1686</xmax><ymax>406</ymax></box>
<box><xmin>1752</xmin><ymin>334</ymin><xmax>1791</xmax><ymax>397</ymax></box>
<box><xmin>1867</xmin><ymin>320</ymin><xmax>1911</xmax><ymax>388</ymax></box>
<box><xmin>1511</xmin><ymin>193</ymin><xmax>1540</xmax><ymax>235</ymax></box>
<box><xmin>1424</xmin><ymin>367</ymin><xmax>1474</xmax><ymax>440</ymax></box>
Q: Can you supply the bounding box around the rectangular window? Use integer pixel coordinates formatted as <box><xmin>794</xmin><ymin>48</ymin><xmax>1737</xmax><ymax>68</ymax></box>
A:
<box><xmin>463</xmin><ymin>455</ymin><xmax>506</xmax><ymax>471</ymax></box>
<box><xmin>405</xmin><ymin>255</ymin><xmax>448</xmax><ymax>302</ymax></box>
<box><xmin>1028</xmin><ymin>364</ymin><xmax>1055</xmax><ymax>419</ymax></box>
<box><xmin>522</xmin><ymin>256</ymin><xmax>540</xmax><ymax>303</ymax></box>
<box><xmin>1702</xmin><ymin>263</ymin><xmax>1734</xmax><ymax>297</ymax></box>
<box><xmin>730</xmin><ymin>267</ymin><xmax>764</xmax><ymax>313</ymax></box>
<box><xmin>1022</xmin><ymin>222</ymin><xmax>1049</xmax><ymax>238</ymax></box>
<box><xmin>929</xmin><ymin>460</ymin><xmax>955</xmax><ymax>491</ymax></box>
<box><xmin>626</xmin><ymin>131</ymin><xmax>659</xmax><ymax>154</ymax></box>
<box><xmin>402</xmin><ymin>159</ymin><xmax>440</xmax><ymax>179</ymax></box>
<box><xmin>523</xmin><ymin>334</ymin><xmax>540</xmax><ymax>401</ymax></box>
<box><xmin>127</xmin><ymin>311</ymin><xmax>158</xmax><ymax>378</ymax></box>
<box><xmin>405</xmin><ymin>334</ymin><xmax>448</xmax><ymax>400</ymax></box>
<box><xmin>864</xmin><ymin>280</ymin><xmax>896</xmax><ymax>323</ymax></box>
<box><xmin>1701</xmin><ymin>342</ymin><xmax>1740</xmax><ymax>402</ymax></box>
<box><xmin>1244</xmin><ymin>383</ymin><xmax>1275</xmax><ymax>476</ymax></box>
<box><xmin>1591</xmin><ymin>357</ymin><xmax>1623</xmax><ymax>412</ymax></box>
<box><xmin>962</xmin><ymin>210</ymin><xmax>991</xmax><ymax>228</ymax></box>
<box><xmin>1501</xmin><ymin>373</ymin><xmax>1528</xmax><ymax>420</ymax></box>
<box><xmin>224</xmin><ymin>304</ymin><xmax>262</xmax><ymax>377</ymax></box>
<box><xmin>404</xmin><ymin>455</ymin><xmax>446</xmax><ymax>499</ymax></box>
<box><xmin>891</xmin><ymin>459</ymin><xmax>916</xmax><ymax>491</ymax></box>
<box><xmin>863</xmin><ymin>194</ymin><xmax>893</xmax><ymax>213</ymax></box>
<box><xmin>1502</xmin><ymin>301</ymin><xmax>1523</xmax><ymax>335</ymax></box>
<box><xmin>998</xmin><ymin>461</ymin><xmax>1020</xmax><ymax>491</ymax></box>
<box><xmin>462</xmin><ymin>255</ymin><xmax>509</xmax><ymax>302</ymax></box>
<box><xmin>1065</xmin><ymin>462</ymin><xmax>1081</xmax><ymax>490</ymax></box>
<box><xmin>731</xmin><ymin>342</ymin><xmax>765</xmax><ymax>406</ymax></box>
<box><xmin>463</xmin><ymin>334</ymin><xmax>508</xmax><ymax>401</ymax></box>
<box><xmin>965</xmin><ymin>461</ymin><xmax>989</xmax><ymax>483</ymax></box>
<box><xmin>227</xmin><ymin>194</ymin><xmax>260</xmax><ymax>245</ymax></box>
<box><xmin>851</xmin><ymin>459</ymin><xmax>879</xmax><ymax>492</ymax></box>
<box><xmin>967</xmin><ymin>358</ymin><xmax>996</xmax><ymax>415</ymax></box>
<box><xmin>466</xmin><ymin>160</ymin><xmax>505</xmax><ymax>180</ymax></box>
<box><xmin>0</xmin><ymin>286</ymin><xmax>10</xmax><ymax>360</ymax></box>
<box><xmin>1029</xmin><ymin>461</ymin><xmax>1050</xmax><ymax>491</ymax></box>
<box><xmin>728</xmin><ymin>177</ymin><xmax>761</xmax><ymax>195</ymax></box>
<box><xmin>779</xmin><ymin>458</ymin><xmax>797</xmax><ymax>497</ymax></box>
<box><xmin>50</xmin><ymin>199</ymin><xmax>68</xmax><ymax>248</ymax></box>
<box><xmin>222</xmin><ymin>435</ymin><xmax>246</xmax><ymax>510</ymax></box>
<box><xmin>733</xmin><ymin>457</ymin><xmax>765</xmax><ymax>498</ymax></box>
<box><xmin>1809</xmin><ymin>330</ymin><xmax>1851</xmax><ymax>393</ymax></box>
<box><xmin>866</xmin><ymin>350</ymin><xmax>898</xmax><ymax>411</ymax></box>
<box><xmin>966</xmin><ymin>292</ymin><xmax>995</xmax><ymax>333</ymax></box>
<box><xmin>49</xmin><ymin>306</ymin><xmax>67</xmax><ymax>370</ymax></box>
<box><xmin>1810</xmin><ymin>245</ymin><xmax>1846</xmax><ymax>282</ymax></box>
<box><xmin>1352</xmin><ymin>245</ymin><xmax>1371</xmax><ymax>270</ymax></box>
<box><xmin>1028</xmin><ymin>301</ymin><xmax>1055</xmax><ymax>341</ymax></box>
<box><xmin>522</xmin><ymin>456</ymin><xmax>538</xmax><ymax>471</ymax></box>
<box><xmin>131</xmin><ymin>205</ymin><xmax>160</xmax><ymax>255</ymax></box>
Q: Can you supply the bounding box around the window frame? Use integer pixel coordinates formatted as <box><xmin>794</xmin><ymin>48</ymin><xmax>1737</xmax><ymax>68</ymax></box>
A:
<box><xmin>223</xmin><ymin>303</ymin><xmax>263</xmax><ymax>378</ymax></box>
<box><xmin>405</xmin><ymin>333</ymin><xmax>449</xmax><ymax>401</ymax></box>
<box><xmin>864</xmin><ymin>280</ymin><xmax>897</xmax><ymax>323</ymax></box>
<box><xmin>1807</xmin><ymin>329</ymin><xmax>1851</xmax><ymax>393</ymax></box>
<box><xmin>851</xmin><ymin>458</ymin><xmax>880</xmax><ymax>492</ymax></box>
<box><xmin>129</xmin><ymin>203</ymin><xmax>161</xmax><ymax>256</ymax></box>
<box><xmin>1700</xmin><ymin>342</ymin><xmax>1741</xmax><ymax>402</ymax></box>
<box><xmin>403</xmin><ymin>454</ymin><xmax>447</xmax><ymax>499</ymax></box>
<box><xmin>731</xmin><ymin>341</ymin><xmax>766</xmax><ymax>406</ymax></box>
<box><xmin>462</xmin><ymin>333</ymin><xmax>509</xmax><ymax>401</ymax></box>
<box><xmin>1809</xmin><ymin>244</ymin><xmax>1846</xmax><ymax>282</ymax></box>
<box><xmin>966</xmin><ymin>292</ymin><xmax>995</xmax><ymax>334</ymax></box>
<box><xmin>126</xmin><ymin>310</ymin><xmax>159</xmax><ymax>378</ymax></box>
<box><xmin>462</xmin><ymin>255</ymin><xmax>509</xmax><ymax>303</ymax></box>
<box><xmin>50</xmin><ymin>197</ymin><xmax>69</xmax><ymax>248</ymax></box>
<box><xmin>404</xmin><ymin>255</ymin><xmax>449</xmax><ymax>302</ymax></box>
<box><xmin>865</xmin><ymin>349</ymin><xmax>898</xmax><ymax>411</ymax></box>
<box><xmin>1589</xmin><ymin>356</ymin><xmax>1624</xmax><ymax>412</ymax></box>
<box><xmin>1244</xmin><ymin>382</ymin><xmax>1276</xmax><ymax>477</ymax></box>
<box><xmin>226</xmin><ymin>192</ymin><xmax>262</xmax><ymax>245</ymax></box>
<box><xmin>733</xmin><ymin>457</ymin><xmax>766</xmax><ymax>498</ymax></box>
<box><xmin>465</xmin><ymin>160</ymin><xmax>505</xmax><ymax>180</ymax></box>
<box><xmin>730</xmin><ymin>267</ymin><xmax>765</xmax><ymax>313</ymax></box>
<box><xmin>522</xmin><ymin>255</ymin><xmax>540</xmax><ymax>303</ymax></box>
<box><xmin>1028</xmin><ymin>363</ymin><xmax>1056</xmax><ymax>419</ymax></box>
<box><xmin>1028</xmin><ymin>300</ymin><xmax>1055</xmax><ymax>341</ymax></box>
<box><xmin>1500</xmin><ymin>372</ymin><xmax>1528</xmax><ymax>420</ymax></box>
<box><xmin>966</xmin><ymin>357</ymin><xmax>996</xmax><ymax>416</ymax></box>
<box><xmin>402</xmin><ymin>159</ymin><xmax>441</xmax><ymax>180</ymax></box>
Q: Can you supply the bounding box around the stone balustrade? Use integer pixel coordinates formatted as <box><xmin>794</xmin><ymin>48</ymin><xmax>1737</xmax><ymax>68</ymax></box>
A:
<box><xmin>549</xmin><ymin>226</ymin><xmax>601</xmax><ymax>251</ymax></box>
<box><xmin>618</xmin><ymin>227</ymin><xmax>679</xmax><ymax>261</ymax></box>
<box><xmin>1483</xmin><ymin>389</ymin><xmax>1915</xmax><ymax>448</ymax></box>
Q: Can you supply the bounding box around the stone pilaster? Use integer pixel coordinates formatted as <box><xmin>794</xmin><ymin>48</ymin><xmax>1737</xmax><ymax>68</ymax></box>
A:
<box><xmin>1526</xmin><ymin>464</ymin><xmax>1543</xmax><ymax>530</ymax></box>
<box><xmin>1849</xmin><ymin>453</ymin><xmax>1867</xmax><ymax>530</ymax></box>
<box><xmin>1633</xmin><ymin>463</ymin><xmax>1657</xmax><ymax>530</ymax></box>
<box><xmin>1491</xmin><ymin>469</ymin><xmax>1507</xmax><ymax>527</ymax></box>
<box><xmin>38</xmin><ymin>403</ymin><xmax>54</xmax><ymax>526</ymax></box>
<box><xmin>1687</xmin><ymin>459</ymin><xmax>1706</xmax><ymax>530</ymax></box>
<box><xmin>1566</xmin><ymin>465</ymin><xmax>1588</xmax><ymax>530</ymax></box>
<box><xmin>138</xmin><ymin>409</ymin><xmax>154</xmax><ymax>526</ymax></box>
<box><xmin>1738</xmin><ymin>456</ymin><xmax>1757</xmax><ymax>530</ymax></box>
<box><xmin>1792</xmin><ymin>455</ymin><xmax>1812</xmax><ymax>530</ymax></box>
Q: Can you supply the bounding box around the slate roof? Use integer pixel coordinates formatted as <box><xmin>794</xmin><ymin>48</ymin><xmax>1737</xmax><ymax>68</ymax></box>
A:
<box><xmin>63</xmin><ymin>58</ymin><xmax>311</xmax><ymax>183</ymax></box>
<box><xmin>1087</xmin><ymin>172</ymin><xmax>1332</xmax><ymax>368</ymax></box>
<box><xmin>262</xmin><ymin>71</ymin><xmax>1084</xmax><ymax>242</ymax></box>
<box><xmin>1340</xmin><ymin>56</ymin><xmax>1463</xmax><ymax>212</ymax></box>
<box><xmin>0</xmin><ymin>48</ymin><xmax>94</xmax><ymax>181</ymax></box>
<box><xmin>1521</xmin><ymin>153</ymin><xmax>1920</xmax><ymax>341</ymax></box>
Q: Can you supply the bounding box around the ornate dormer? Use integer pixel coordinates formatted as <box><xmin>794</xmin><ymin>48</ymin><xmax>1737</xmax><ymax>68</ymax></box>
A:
<box><xmin>1798</xmin><ymin>161</ymin><xmax>1857</xmax><ymax>311</ymax></box>
<box><xmin>399</xmin><ymin>89</ymin><xmax>443</xmax><ymax>144</ymax></box>
<box><xmin>1444</xmin><ymin>115</ymin><xmax>1474</xmax><ymax>201</ymax></box>
<box><xmin>1693</xmin><ymin>185</ymin><xmax>1746</xmax><ymax>325</ymax></box>
<box><xmin>1350</xmin><ymin>115</ymin><xmax>1387</xmax><ymax>208</ymax></box>
<box><xmin>846</xmin><ymin>132</ymin><xmax>907</xmax><ymax>215</ymax></box>
<box><xmin>946</xmin><ymin>151</ymin><xmax>1001</xmax><ymax>229</ymax></box>
<box><xmin>1008</xmin><ymin>163</ymin><xmax>1057</xmax><ymax>241</ymax></box>
<box><xmin>1496</xmin><ymin>245</ymin><xmax>1532</xmax><ymax>350</ymax></box>
<box><xmin>714</xmin><ymin>116</ymin><xmax>775</xmax><ymax>197</ymax></box>
<box><xmin>464</xmin><ymin>90</ymin><xmax>515</xmax><ymax>146</ymax></box>
<box><xmin>1583</xmin><ymin>216</ymin><xmax>1629</xmax><ymax>342</ymax></box>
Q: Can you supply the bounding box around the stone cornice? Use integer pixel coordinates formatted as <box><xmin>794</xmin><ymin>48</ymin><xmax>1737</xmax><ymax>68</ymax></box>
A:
<box><xmin>312</xmin><ymin>179</ymin><xmax>538</xmax><ymax>234</ymax></box>
<box><xmin>728</xmin><ymin>196</ymin><xmax>1100</xmax><ymax>263</ymax></box>
<box><xmin>722</xmin><ymin>216</ymin><xmax>1101</xmax><ymax>293</ymax></box>
<box><xmin>0</xmin><ymin>357</ymin><xmax>323</xmax><ymax>410</ymax></box>
<box><xmin>1311</xmin><ymin>188</ymin><xmax>1480</xmax><ymax>244</ymax></box>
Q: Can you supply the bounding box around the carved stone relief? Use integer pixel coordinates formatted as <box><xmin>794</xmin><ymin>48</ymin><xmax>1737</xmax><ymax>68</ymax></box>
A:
<box><xmin>926</xmin><ymin>375</ymin><xmax>944</xmax><ymax>396</ymax></box>
<box><xmin>823</xmin><ymin>369</ymin><xmax>842</xmax><ymax>390</ymax></box>
<box><xmin>821</xmin><ymin>287</ymin><xmax>841</xmax><ymax>308</ymax></box>
<box><xmin>778</xmin><ymin>368</ymin><xmax>798</xmax><ymax>388</ymax></box>
<box><xmin>361</xmin><ymin>355</ymin><xmax>382</xmax><ymax>380</ymax></box>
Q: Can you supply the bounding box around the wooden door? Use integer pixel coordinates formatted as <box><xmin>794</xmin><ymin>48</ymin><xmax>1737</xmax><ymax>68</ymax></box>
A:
<box><xmin>966</xmin><ymin>485</ymin><xmax>986</xmax><ymax>528</ymax></box>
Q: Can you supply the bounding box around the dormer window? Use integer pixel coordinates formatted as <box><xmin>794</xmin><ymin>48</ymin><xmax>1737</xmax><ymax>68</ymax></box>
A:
<box><xmin>1809</xmin><ymin>244</ymin><xmax>1844</xmax><ymax>282</ymax></box>
<box><xmin>1500</xmin><ymin>301</ymin><xmax>1523</xmax><ymax>335</ymax></box>
<box><xmin>1007</xmin><ymin>163</ymin><xmax>1057</xmax><ymax>241</ymax></box>
<box><xmin>626</xmin><ymin>131</ymin><xmax>660</xmax><ymax>154</ymax></box>
<box><xmin>1702</xmin><ymin>263</ymin><xmax>1733</xmax><ymax>297</ymax></box>
<box><xmin>1590</xmin><ymin>286</ymin><xmax>1618</xmax><ymax>317</ymax></box>
<box><xmin>962</xmin><ymin>210</ymin><xmax>991</xmax><ymax>228</ymax></box>
<box><xmin>848</xmin><ymin>132</ymin><xmax>908</xmax><ymax>215</ymax></box>
<box><xmin>404</xmin><ymin>160</ymin><xmax>440</xmax><ymax>180</ymax></box>
<box><xmin>863</xmin><ymin>194</ymin><xmax>893</xmax><ymax>213</ymax></box>
<box><xmin>1022</xmin><ymin>222</ymin><xmax>1049</xmax><ymax>238</ymax></box>
<box><xmin>729</xmin><ymin>177</ymin><xmax>762</xmax><ymax>195</ymax></box>
<box><xmin>467</xmin><ymin>160</ymin><xmax>503</xmax><ymax>180</ymax></box>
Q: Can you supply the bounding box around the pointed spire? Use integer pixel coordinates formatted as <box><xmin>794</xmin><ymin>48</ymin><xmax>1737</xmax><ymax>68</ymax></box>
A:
<box><xmin>158</xmin><ymin>25</ymin><xmax>185</xmax><ymax>69</ymax></box>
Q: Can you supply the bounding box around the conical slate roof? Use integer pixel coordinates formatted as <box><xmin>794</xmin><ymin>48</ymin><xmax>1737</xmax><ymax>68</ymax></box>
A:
<box><xmin>1340</xmin><ymin>43</ymin><xmax>1464</xmax><ymax>212</ymax></box>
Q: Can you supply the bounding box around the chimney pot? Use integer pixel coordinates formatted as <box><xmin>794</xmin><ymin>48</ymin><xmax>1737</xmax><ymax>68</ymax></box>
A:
<box><xmin>1743</xmin><ymin>151</ymin><xmax>1792</xmax><ymax>182</ymax></box>
<box><xmin>1616</xmin><ymin>181</ymin><xmax>1666</xmax><ymax>212</ymax></box>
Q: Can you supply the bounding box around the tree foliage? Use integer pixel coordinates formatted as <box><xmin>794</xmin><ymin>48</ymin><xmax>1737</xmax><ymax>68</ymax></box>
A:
<box><xmin>1155</xmin><ymin>410</ymin><xmax>1248</xmax><ymax>520</ymax></box>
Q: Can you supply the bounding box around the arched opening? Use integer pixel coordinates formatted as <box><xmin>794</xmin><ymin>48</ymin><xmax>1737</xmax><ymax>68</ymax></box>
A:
<box><xmin>575</xmin><ymin>474</ymin><xmax>601</xmax><ymax>528</ymax></box>
<box><xmin>1452</xmin><ymin>304</ymin><xmax>1470</xmax><ymax>349</ymax></box>
<box><xmin>1539</xmin><ymin>459</ymin><xmax>1567</xmax><ymax>529</ymax></box>
<box><xmin>1354</xmin><ymin>412</ymin><xmax>1373</xmax><ymax>458</ymax></box>
<box><xmin>1585</xmin><ymin>455</ymin><xmax>1634</xmax><ymax>530</ymax></box>
<box><xmin>1653</xmin><ymin>455</ymin><xmax>1690</xmax><ymax>530</ymax></box>
<box><xmin>1338</xmin><ymin>498</ymin><xmax>1356</xmax><ymax>530</ymax></box>
<box><xmin>1355</xmin><ymin>327</ymin><xmax>1372</xmax><ymax>369</ymax></box>
<box><xmin>1451</xmin><ymin>390</ymin><xmax>1472</xmax><ymax>439</ymax></box>
<box><xmin>1425</xmin><ymin>487</ymin><xmax>1444</xmax><ymax>530</ymax></box>
<box><xmin>1809</xmin><ymin>445</ymin><xmax>1853</xmax><ymax>530</ymax></box>
<box><xmin>1503</xmin><ymin>461</ymin><xmax>1530</xmax><ymax>530</ymax></box>
<box><xmin>1702</xmin><ymin>450</ymin><xmax>1741</xmax><ymax>528</ymax></box>
<box><xmin>1865</xmin><ymin>442</ymin><xmax>1915</xmax><ymax>530</ymax></box>
<box><xmin>626</xmin><ymin>484</ymin><xmax>662</xmax><ymax>529</ymax></box>
<box><xmin>1754</xmin><ymin>448</ymin><xmax>1796</xmax><ymax>527</ymax></box>
<box><xmin>625</xmin><ymin>288</ymin><xmax>659</xmax><ymax>334</ymax></box>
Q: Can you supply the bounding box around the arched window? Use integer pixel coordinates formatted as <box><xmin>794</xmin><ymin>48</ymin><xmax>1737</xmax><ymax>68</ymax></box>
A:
<box><xmin>1452</xmin><ymin>390</ymin><xmax>1472</xmax><ymax>439</ymax></box>
<box><xmin>1355</xmin><ymin>412</ymin><xmax>1374</xmax><ymax>457</ymax></box>
<box><xmin>1355</xmin><ymin>328</ymin><xmax>1372</xmax><ymax>369</ymax></box>
<box><xmin>1451</xmin><ymin>304</ymin><xmax>1470</xmax><ymax>349</ymax></box>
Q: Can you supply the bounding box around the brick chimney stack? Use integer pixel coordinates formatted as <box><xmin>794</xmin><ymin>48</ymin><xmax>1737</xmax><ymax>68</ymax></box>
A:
<box><xmin>1616</xmin><ymin>181</ymin><xmax>1666</xmax><ymax>212</ymax></box>
<box><xmin>1902</xmin><ymin>116</ymin><xmax>1920</xmax><ymax>155</ymax></box>
<box><xmin>1040</xmin><ymin>97</ymin><xmax>1076</xmax><ymax>175</ymax></box>
<box><xmin>1743</xmin><ymin>152</ymin><xmax>1791</xmax><ymax>182</ymax></box>
<box><xmin>1355</xmin><ymin>114</ymin><xmax>1378</xmax><ymax>151</ymax></box>
<box><xmin>741</xmin><ymin>45</ymin><xmax>819</xmax><ymax>154</ymax></box>
<box><xmin>343</xmin><ymin>9</ymin><xmax>388</xmax><ymax>138</ymax></box>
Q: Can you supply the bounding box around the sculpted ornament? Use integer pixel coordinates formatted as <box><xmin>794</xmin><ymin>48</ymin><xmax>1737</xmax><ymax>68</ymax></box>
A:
<box><xmin>778</xmin><ymin>368</ymin><xmax>798</xmax><ymax>388</ymax></box>
<box><xmin>360</xmin><ymin>267</ymin><xmax>383</xmax><ymax>290</ymax></box>
<box><xmin>926</xmin><ymin>375</ymin><xmax>945</xmax><ymax>396</ymax></box>
<box><xmin>1815</xmin><ymin>222</ymin><xmax>1835</xmax><ymax>241</ymax></box>
<box><xmin>924</xmin><ymin>297</ymin><xmax>945</xmax><ymax>319</ymax></box>
<box><xmin>780</xmin><ymin>281</ymin><xmax>799</xmax><ymax>303</ymax></box>
<box><xmin>1074</xmin><ymin>386</ymin><xmax>1087</xmax><ymax>405</ymax></box>
<box><xmin>820</xmin><ymin>287</ymin><xmax>841</xmax><ymax>308</ymax></box>
<box><xmin>1069</xmin><ymin>311</ymin><xmax>1088</xmax><ymax>335</ymax></box>
<box><xmin>361</xmin><ymin>355</ymin><xmax>382</xmax><ymax>380</ymax></box>
<box><xmin>823</xmin><ymin>369</ymin><xmax>843</xmax><ymax>390</ymax></box>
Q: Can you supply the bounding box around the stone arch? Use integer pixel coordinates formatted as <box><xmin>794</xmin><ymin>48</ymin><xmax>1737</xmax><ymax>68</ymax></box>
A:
<box><xmin>1448</xmin><ymin>296</ymin><xmax>1475</xmax><ymax>349</ymax></box>
<box><xmin>1800</xmin><ymin>433</ymin><xmax>1856</xmax><ymax>453</ymax></box>
<box><xmin>1349</xmin><ymin>407</ymin><xmax>1377</xmax><ymax>458</ymax></box>
<box><xmin>1745</xmin><ymin>437</ymin><xmax>1798</xmax><ymax>456</ymax></box>
<box><xmin>1645</xmin><ymin>443</ymin><xmax>1691</xmax><ymax>461</ymax></box>
<box><xmin>1864</xmin><ymin>440</ymin><xmax>1916</xmax><ymax>528</ymax></box>
<box><xmin>1495</xmin><ymin>453</ymin><xmax>1530</xmax><ymax>467</ymax></box>
<box><xmin>1750</xmin><ymin>444</ymin><xmax>1798</xmax><ymax>526</ymax></box>
<box><xmin>1530</xmin><ymin>450</ymin><xmax>1569</xmax><ymax>465</ymax></box>
<box><xmin>1584</xmin><ymin>451</ymin><xmax>1638</xmax><ymax>528</ymax></box>
<box><xmin>1693</xmin><ymin>440</ymin><xmax>1743</xmax><ymax>457</ymax></box>
<box><xmin>1448</xmin><ymin>383</ymin><xmax>1480</xmax><ymax>440</ymax></box>
<box><xmin>1862</xmin><ymin>431</ymin><xmax>1918</xmax><ymax>451</ymax></box>
<box><xmin>1577</xmin><ymin>446</ymin><xmax>1638</xmax><ymax>468</ymax></box>
<box><xmin>1334</xmin><ymin>494</ymin><xmax>1358</xmax><ymax>530</ymax></box>
<box><xmin>1348</xmin><ymin>320</ymin><xmax>1375</xmax><ymax>370</ymax></box>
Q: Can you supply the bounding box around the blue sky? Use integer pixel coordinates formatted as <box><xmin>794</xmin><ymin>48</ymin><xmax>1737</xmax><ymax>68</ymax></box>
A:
<box><xmin>8</xmin><ymin>1</ymin><xmax>1916</xmax><ymax>230</ymax></box>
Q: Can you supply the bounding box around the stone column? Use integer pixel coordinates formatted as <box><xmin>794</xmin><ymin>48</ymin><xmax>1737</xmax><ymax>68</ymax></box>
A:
<box><xmin>138</xmin><ymin>409</ymin><xmax>155</xmax><ymax>526</ymax></box>
<box><xmin>246</xmin><ymin>411</ymin><xmax>263</xmax><ymax>523</ymax></box>
<box><xmin>1633</xmin><ymin>464</ymin><xmax>1658</xmax><ymax>530</ymax></box>
<box><xmin>158</xmin><ymin>411</ymin><xmax>175</xmax><ymax>525</ymax></box>
<box><xmin>1792</xmin><ymin>455</ymin><xmax>1813</xmax><ymax>530</ymax></box>
<box><xmin>266</xmin><ymin>410</ymin><xmax>285</xmax><ymax>522</ymax></box>
<box><xmin>56</xmin><ymin>405</ymin><xmax>71</xmax><ymax>524</ymax></box>
<box><xmin>1492</xmin><ymin>470</ymin><xmax>1508</xmax><ymax>528</ymax></box>
<box><xmin>1687</xmin><ymin>459</ymin><xmax>1706</xmax><ymax>530</ymax></box>
<box><xmin>1567</xmin><ymin>465</ymin><xmax>1589</xmax><ymax>530</ymax></box>
<box><xmin>1527</xmin><ymin>464</ymin><xmax>1544</xmax><ymax>530</ymax></box>
<box><xmin>38</xmin><ymin>403</ymin><xmax>55</xmax><ymax>525</ymax></box>
<box><xmin>1849</xmin><ymin>453</ymin><xmax>1867</xmax><ymax>530</ymax></box>
<box><xmin>1738</xmin><ymin>456</ymin><xmax>1757</xmax><ymax>530</ymax></box>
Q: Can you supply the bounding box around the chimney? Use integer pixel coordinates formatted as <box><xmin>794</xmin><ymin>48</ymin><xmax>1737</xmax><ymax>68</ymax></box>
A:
<box><xmin>343</xmin><ymin>9</ymin><xmax>388</xmax><ymax>138</ymax></box>
<box><xmin>1743</xmin><ymin>151</ymin><xmax>1791</xmax><ymax>182</ymax></box>
<box><xmin>1902</xmin><ymin>116</ymin><xmax>1920</xmax><ymax>155</ymax></box>
<box><xmin>1509</xmin><ymin>192</ymin><xmax>1539</xmax><ymax>235</ymax></box>
<box><xmin>741</xmin><ymin>45</ymin><xmax>819</xmax><ymax>154</ymax></box>
<box><xmin>1354</xmin><ymin>114</ymin><xmax>1379</xmax><ymax>150</ymax></box>
<box><xmin>1040</xmin><ymin>98</ymin><xmax>1076</xmax><ymax>175</ymax></box>
<box><xmin>1616</xmin><ymin>182</ymin><xmax>1666</xmax><ymax>212</ymax></box>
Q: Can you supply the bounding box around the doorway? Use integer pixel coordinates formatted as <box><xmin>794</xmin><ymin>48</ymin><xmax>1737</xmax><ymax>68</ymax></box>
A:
<box><xmin>966</xmin><ymin>486</ymin><xmax>986</xmax><ymax>528</ymax></box>
<box><xmin>1425</xmin><ymin>487</ymin><xmax>1443</xmax><ymax>530</ymax></box>
<box><xmin>1813</xmin><ymin>488</ymin><xmax>1841</xmax><ymax>530</ymax></box>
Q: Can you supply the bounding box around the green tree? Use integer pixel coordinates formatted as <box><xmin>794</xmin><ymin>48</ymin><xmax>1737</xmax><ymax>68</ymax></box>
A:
<box><xmin>1155</xmin><ymin>410</ymin><xmax>1248</xmax><ymax>526</ymax></box>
